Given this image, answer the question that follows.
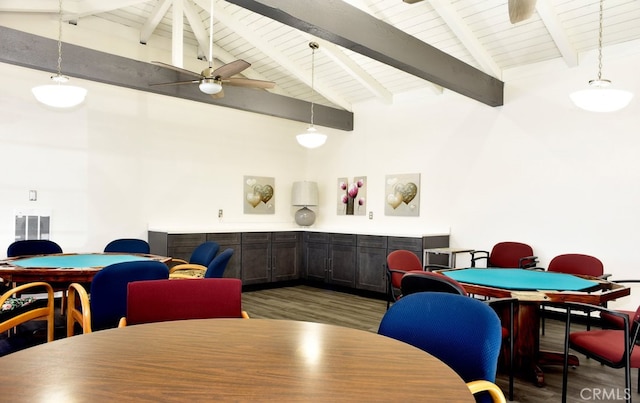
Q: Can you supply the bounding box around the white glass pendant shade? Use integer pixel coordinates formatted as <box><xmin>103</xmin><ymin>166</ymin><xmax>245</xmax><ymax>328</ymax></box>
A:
<box><xmin>199</xmin><ymin>79</ymin><xmax>223</xmax><ymax>95</ymax></box>
<box><xmin>570</xmin><ymin>79</ymin><xmax>633</xmax><ymax>113</ymax></box>
<box><xmin>32</xmin><ymin>76</ymin><xmax>87</xmax><ymax>108</ymax></box>
<box><xmin>296</xmin><ymin>126</ymin><xmax>327</xmax><ymax>149</ymax></box>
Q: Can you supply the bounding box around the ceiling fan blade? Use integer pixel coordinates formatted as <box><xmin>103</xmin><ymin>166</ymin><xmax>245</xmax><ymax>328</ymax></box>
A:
<box><xmin>149</xmin><ymin>80</ymin><xmax>199</xmax><ymax>87</ymax></box>
<box><xmin>223</xmin><ymin>77</ymin><xmax>276</xmax><ymax>89</ymax></box>
<box><xmin>151</xmin><ymin>61</ymin><xmax>202</xmax><ymax>79</ymax></box>
<box><xmin>508</xmin><ymin>0</ymin><xmax>537</xmax><ymax>24</ymax></box>
<box><xmin>213</xmin><ymin>60</ymin><xmax>251</xmax><ymax>79</ymax></box>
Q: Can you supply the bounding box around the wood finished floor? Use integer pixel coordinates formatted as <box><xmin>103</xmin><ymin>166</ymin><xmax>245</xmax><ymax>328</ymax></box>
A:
<box><xmin>243</xmin><ymin>285</ymin><xmax>636</xmax><ymax>403</ymax></box>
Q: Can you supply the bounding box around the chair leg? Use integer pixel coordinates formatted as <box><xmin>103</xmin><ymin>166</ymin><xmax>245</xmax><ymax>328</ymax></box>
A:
<box><xmin>508</xmin><ymin>300</ymin><xmax>514</xmax><ymax>401</ymax></box>
<box><xmin>541</xmin><ymin>305</ymin><xmax>545</xmax><ymax>336</ymax></box>
<box><xmin>562</xmin><ymin>306</ymin><xmax>572</xmax><ymax>403</ymax></box>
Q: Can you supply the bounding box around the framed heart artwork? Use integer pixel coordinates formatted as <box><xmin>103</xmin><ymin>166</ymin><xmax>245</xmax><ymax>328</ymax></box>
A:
<box><xmin>244</xmin><ymin>175</ymin><xmax>275</xmax><ymax>214</ymax></box>
<box><xmin>384</xmin><ymin>173</ymin><xmax>420</xmax><ymax>217</ymax></box>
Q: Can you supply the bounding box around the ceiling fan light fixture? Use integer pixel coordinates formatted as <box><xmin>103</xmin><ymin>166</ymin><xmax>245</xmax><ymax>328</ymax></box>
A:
<box><xmin>570</xmin><ymin>0</ymin><xmax>633</xmax><ymax>112</ymax></box>
<box><xmin>297</xmin><ymin>126</ymin><xmax>327</xmax><ymax>149</ymax></box>
<box><xmin>32</xmin><ymin>0</ymin><xmax>87</xmax><ymax>109</ymax></box>
<box><xmin>199</xmin><ymin>79</ymin><xmax>222</xmax><ymax>95</ymax></box>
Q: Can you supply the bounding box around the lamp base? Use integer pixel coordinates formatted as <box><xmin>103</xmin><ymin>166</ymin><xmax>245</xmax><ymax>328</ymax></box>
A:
<box><xmin>295</xmin><ymin>206</ymin><xmax>316</xmax><ymax>226</ymax></box>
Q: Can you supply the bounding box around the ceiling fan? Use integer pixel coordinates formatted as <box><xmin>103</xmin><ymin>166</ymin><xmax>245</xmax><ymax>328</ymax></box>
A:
<box><xmin>150</xmin><ymin>0</ymin><xmax>275</xmax><ymax>98</ymax></box>
<box><xmin>402</xmin><ymin>0</ymin><xmax>537</xmax><ymax>24</ymax></box>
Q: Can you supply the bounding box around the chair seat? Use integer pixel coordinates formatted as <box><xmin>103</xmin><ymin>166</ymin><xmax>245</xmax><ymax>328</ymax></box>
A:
<box><xmin>570</xmin><ymin>329</ymin><xmax>640</xmax><ymax>368</ymax></box>
<box><xmin>0</xmin><ymin>297</ymin><xmax>45</xmax><ymax>322</ymax></box>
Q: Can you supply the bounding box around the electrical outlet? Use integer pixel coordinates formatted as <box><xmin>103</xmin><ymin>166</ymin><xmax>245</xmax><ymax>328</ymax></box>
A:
<box><xmin>29</xmin><ymin>190</ymin><xmax>37</xmax><ymax>201</ymax></box>
<box><xmin>218</xmin><ymin>209</ymin><xmax>223</xmax><ymax>218</ymax></box>
<box><xmin>368</xmin><ymin>211</ymin><xmax>373</xmax><ymax>220</ymax></box>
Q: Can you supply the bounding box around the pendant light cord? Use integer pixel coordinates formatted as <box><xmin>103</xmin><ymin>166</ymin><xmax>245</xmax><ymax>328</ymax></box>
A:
<box><xmin>56</xmin><ymin>0</ymin><xmax>64</xmax><ymax>78</ymax></box>
<box><xmin>596</xmin><ymin>0</ymin><xmax>603</xmax><ymax>81</ymax></box>
<box><xmin>309</xmin><ymin>42</ymin><xmax>319</xmax><ymax>127</ymax></box>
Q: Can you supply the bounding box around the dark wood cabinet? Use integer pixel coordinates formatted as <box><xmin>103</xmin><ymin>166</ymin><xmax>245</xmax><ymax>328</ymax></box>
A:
<box><xmin>206</xmin><ymin>233</ymin><xmax>242</xmax><ymax>279</ymax></box>
<box><xmin>356</xmin><ymin>235</ymin><xmax>388</xmax><ymax>293</ymax></box>
<box><xmin>328</xmin><ymin>236</ymin><xmax>357</xmax><ymax>288</ymax></box>
<box><xmin>241</xmin><ymin>232</ymin><xmax>301</xmax><ymax>285</ymax></box>
<box><xmin>304</xmin><ymin>232</ymin><xmax>330</xmax><ymax>282</ymax></box>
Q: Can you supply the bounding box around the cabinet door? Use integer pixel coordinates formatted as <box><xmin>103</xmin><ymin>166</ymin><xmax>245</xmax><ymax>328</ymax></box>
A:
<box><xmin>241</xmin><ymin>233</ymin><xmax>272</xmax><ymax>285</ymax></box>
<box><xmin>306</xmin><ymin>242</ymin><xmax>329</xmax><ymax>282</ymax></box>
<box><xmin>329</xmin><ymin>244</ymin><xmax>356</xmax><ymax>288</ymax></box>
<box><xmin>207</xmin><ymin>233</ymin><xmax>242</xmax><ymax>279</ymax></box>
<box><xmin>271</xmin><ymin>232</ymin><xmax>301</xmax><ymax>282</ymax></box>
<box><xmin>167</xmin><ymin>233</ymin><xmax>206</xmax><ymax>262</ymax></box>
<box><xmin>356</xmin><ymin>246</ymin><xmax>387</xmax><ymax>293</ymax></box>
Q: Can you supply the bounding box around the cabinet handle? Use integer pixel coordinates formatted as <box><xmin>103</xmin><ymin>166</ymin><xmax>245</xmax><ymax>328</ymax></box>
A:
<box><xmin>272</xmin><ymin>256</ymin><xmax>276</xmax><ymax>270</ymax></box>
<box><xmin>328</xmin><ymin>258</ymin><xmax>332</xmax><ymax>273</ymax></box>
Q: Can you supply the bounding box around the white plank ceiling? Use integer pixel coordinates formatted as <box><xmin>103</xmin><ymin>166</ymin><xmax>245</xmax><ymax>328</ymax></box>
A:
<box><xmin>1</xmin><ymin>0</ymin><xmax>639</xmax><ymax>111</ymax></box>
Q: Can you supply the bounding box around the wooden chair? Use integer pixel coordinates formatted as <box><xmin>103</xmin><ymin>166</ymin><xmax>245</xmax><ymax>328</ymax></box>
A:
<box><xmin>118</xmin><ymin>278</ymin><xmax>248</xmax><ymax>327</ymax></box>
<box><xmin>168</xmin><ymin>241</ymin><xmax>220</xmax><ymax>278</ymax></box>
<box><xmin>1</xmin><ymin>282</ymin><xmax>55</xmax><ymax>343</ymax></box>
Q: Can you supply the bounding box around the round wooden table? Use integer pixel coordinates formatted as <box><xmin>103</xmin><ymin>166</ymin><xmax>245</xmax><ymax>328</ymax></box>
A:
<box><xmin>0</xmin><ymin>319</ymin><xmax>474</xmax><ymax>402</ymax></box>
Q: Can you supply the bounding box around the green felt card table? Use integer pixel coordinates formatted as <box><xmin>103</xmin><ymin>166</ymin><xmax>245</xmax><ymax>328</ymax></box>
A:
<box><xmin>441</xmin><ymin>268</ymin><xmax>630</xmax><ymax>386</ymax></box>
<box><xmin>0</xmin><ymin>253</ymin><xmax>172</xmax><ymax>284</ymax></box>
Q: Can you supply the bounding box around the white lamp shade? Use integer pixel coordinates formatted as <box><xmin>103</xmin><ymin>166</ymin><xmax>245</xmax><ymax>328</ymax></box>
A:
<box><xmin>32</xmin><ymin>84</ymin><xmax>87</xmax><ymax>108</ymax></box>
<box><xmin>570</xmin><ymin>80</ymin><xmax>634</xmax><ymax>113</ymax></box>
<box><xmin>291</xmin><ymin>181</ymin><xmax>319</xmax><ymax>206</ymax></box>
<box><xmin>296</xmin><ymin>126</ymin><xmax>327</xmax><ymax>149</ymax></box>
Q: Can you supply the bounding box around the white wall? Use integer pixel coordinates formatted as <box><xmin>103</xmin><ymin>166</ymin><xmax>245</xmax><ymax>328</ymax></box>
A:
<box><xmin>2</xmin><ymin>21</ymin><xmax>640</xmax><ymax>310</ymax></box>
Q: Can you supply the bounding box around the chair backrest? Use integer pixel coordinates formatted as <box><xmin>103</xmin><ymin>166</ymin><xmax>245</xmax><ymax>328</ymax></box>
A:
<box><xmin>104</xmin><ymin>238</ymin><xmax>150</xmax><ymax>254</ymax></box>
<box><xmin>378</xmin><ymin>292</ymin><xmax>502</xmax><ymax>384</ymax></box>
<box><xmin>204</xmin><ymin>248</ymin><xmax>234</xmax><ymax>278</ymax></box>
<box><xmin>190</xmin><ymin>241</ymin><xmax>220</xmax><ymax>266</ymax></box>
<box><xmin>7</xmin><ymin>240</ymin><xmax>62</xmax><ymax>257</ymax></box>
<box><xmin>548</xmin><ymin>253</ymin><xmax>604</xmax><ymax>277</ymax></box>
<box><xmin>89</xmin><ymin>260</ymin><xmax>169</xmax><ymax>331</ymax></box>
<box><xmin>401</xmin><ymin>271</ymin><xmax>468</xmax><ymax>297</ymax></box>
<box><xmin>386</xmin><ymin>250</ymin><xmax>423</xmax><ymax>288</ymax></box>
<box><xmin>126</xmin><ymin>278</ymin><xmax>244</xmax><ymax>325</ymax></box>
<box><xmin>489</xmin><ymin>241</ymin><xmax>535</xmax><ymax>268</ymax></box>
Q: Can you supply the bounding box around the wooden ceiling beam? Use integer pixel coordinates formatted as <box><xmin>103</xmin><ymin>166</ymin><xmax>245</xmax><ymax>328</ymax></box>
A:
<box><xmin>225</xmin><ymin>0</ymin><xmax>504</xmax><ymax>107</ymax></box>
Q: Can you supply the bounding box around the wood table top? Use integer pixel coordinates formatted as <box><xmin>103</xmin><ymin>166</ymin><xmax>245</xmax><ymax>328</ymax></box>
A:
<box><xmin>0</xmin><ymin>318</ymin><xmax>474</xmax><ymax>402</ymax></box>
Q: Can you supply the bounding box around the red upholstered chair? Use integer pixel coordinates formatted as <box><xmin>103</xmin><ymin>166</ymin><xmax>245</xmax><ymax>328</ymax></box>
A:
<box><xmin>385</xmin><ymin>250</ymin><xmax>423</xmax><ymax>310</ymax></box>
<box><xmin>600</xmin><ymin>280</ymin><xmax>640</xmax><ymax>330</ymax></box>
<box><xmin>470</xmin><ymin>241</ymin><xmax>538</xmax><ymax>269</ymax></box>
<box><xmin>561</xmin><ymin>303</ymin><xmax>640</xmax><ymax>402</ymax></box>
<box><xmin>118</xmin><ymin>278</ymin><xmax>248</xmax><ymax>327</ymax></box>
<box><xmin>542</xmin><ymin>254</ymin><xmax>609</xmax><ymax>334</ymax></box>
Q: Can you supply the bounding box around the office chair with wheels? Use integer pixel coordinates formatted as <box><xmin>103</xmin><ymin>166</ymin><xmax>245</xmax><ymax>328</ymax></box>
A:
<box><xmin>561</xmin><ymin>302</ymin><xmax>640</xmax><ymax>403</ymax></box>
<box><xmin>67</xmin><ymin>260</ymin><xmax>169</xmax><ymax>335</ymax></box>
<box><xmin>104</xmin><ymin>238</ymin><xmax>150</xmax><ymax>254</ymax></box>
<box><xmin>7</xmin><ymin>240</ymin><xmax>62</xmax><ymax>257</ymax></box>
<box><xmin>378</xmin><ymin>292</ymin><xmax>507</xmax><ymax>403</ymax></box>
<box><xmin>470</xmin><ymin>241</ymin><xmax>538</xmax><ymax>269</ymax></box>
<box><xmin>385</xmin><ymin>249</ymin><xmax>423</xmax><ymax>310</ymax></box>
<box><xmin>118</xmin><ymin>278</ymin><xmax>248</xmax><ymax>327</ymax></box>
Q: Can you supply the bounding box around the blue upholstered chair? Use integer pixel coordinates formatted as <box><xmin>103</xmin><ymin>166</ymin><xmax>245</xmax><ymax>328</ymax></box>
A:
<box><xmin>7</xmin><ymin>240</ymin><xmax>62</xmax><ymax>257</ymax></box>
<box><xmin>378</xmin><ymin>292</ymin><xmax>507</xmax><ymax>403</ymax></box>
<box><xmin>66</xmin><ymin>260</ymin><xmax>169</xmax><ymax>335</ymax></box>
<box><xmin>204</xmin><ymin>248</ymin><xmax>234</xmax><ymax>278</ymax></box>
<box><xmin>103</xmin><ymin>238</ymin><xmax>150</xmax><ymax>254</ymax></box>
<box><xmin>169</xmin><ymin>241</ymin><xmax>220</xmax><ymax>279</ymax></box>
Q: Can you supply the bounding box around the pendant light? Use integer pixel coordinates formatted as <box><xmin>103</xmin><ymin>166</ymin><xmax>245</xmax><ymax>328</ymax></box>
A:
<box><xmin>31</xmin><ymin>0</ymin><xmax>87</xmax><ymax>108</ymax></box>
<box><xmin>569</xmin><ymin>0</ymin><xmax>633</xmax><ymax>113</ymax></box>
<box><xmin>296</xmin><ymin>42</ymin><xmax>327</xmax><ymax>149</ymax></box>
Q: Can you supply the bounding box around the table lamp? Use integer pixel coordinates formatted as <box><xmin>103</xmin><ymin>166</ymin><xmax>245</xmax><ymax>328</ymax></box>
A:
<box><xmin>291</xmin><ymin>181</ymin><xmax>319</xmax><ymax>226</ymax></box>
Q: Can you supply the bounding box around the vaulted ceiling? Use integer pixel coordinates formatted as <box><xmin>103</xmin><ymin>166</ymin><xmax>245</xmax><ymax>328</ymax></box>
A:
<box><xmin>2</xmin><ymin>0</ymin><xmax>640</xmax><ymax>114</ymax></box>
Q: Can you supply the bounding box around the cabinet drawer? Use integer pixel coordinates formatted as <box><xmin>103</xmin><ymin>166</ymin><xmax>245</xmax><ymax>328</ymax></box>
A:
<box><xmin>357</xmin><ymin>235</ymin><xmax>387</xmax><ymax>249</ymax></box>
<box><xmin>330</xmin><ymin>233</ymin><xmax>357</xmax><ymax>246</ymax></box>
<box><xmin>304</xmin><ymin>232</ymin><xmax>330</xmax><ymax>243</ymax></box>
<box><xmin>422</xmin><ymin>235</ymin><xmax>450</xmax><ymax>249</ymax></box>
<box><xmin>387</xmin><ymin>236</ymin><xmax>422</xmax><ymax>251</ymax></box>
<box><xmin>167</xmin><ymin>233</ymin><xmax>206</xmax><ymax>247</ymax></box>
<box><xmin>207</xmin><ymin>232</ymin><xmax>241</xmax><ymax>245</ymax></box>
<box><xmin>242</xmin><ymin>232</ymin><xmax>272</xmax><ymax>243</ymax></box>
<box><xmin>273</xmin><ymin>231</ymin><xmax>301</xmax><ymax>243</ymax></box>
